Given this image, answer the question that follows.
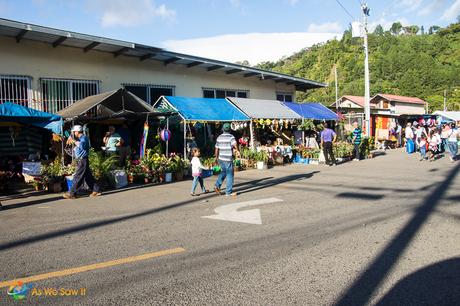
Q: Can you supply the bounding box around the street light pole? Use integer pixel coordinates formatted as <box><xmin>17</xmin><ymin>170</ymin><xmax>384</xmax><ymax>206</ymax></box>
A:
<box><xmin>362</xmin><ymin>3</ymin><xmax>371</xmax><ymax>137</ymax></box>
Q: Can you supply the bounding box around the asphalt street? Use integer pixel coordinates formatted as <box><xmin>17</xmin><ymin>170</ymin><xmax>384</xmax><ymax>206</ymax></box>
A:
<box><xmin>0</xmin><ymin>150</ymin><xmax>459</xmax><ymax>305</ymax></box>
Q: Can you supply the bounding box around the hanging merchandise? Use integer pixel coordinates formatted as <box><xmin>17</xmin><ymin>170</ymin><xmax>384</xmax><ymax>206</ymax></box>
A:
<box><xmin>159</xmin><ymin>129</ymin><xmax>171</xmax><ymax>141</ymax></box>
<box><xmin>284</xmin><ymin>120</ymin><xmax>289</xmax><ymax>129</ymax></box>
<box><xmin>265</xmin><ymin>119</ymin><xmax>271</xmax><ymax>126</ymax></box>
<box><xmin>139</xmin><ymin>122</ymin><xmax>149</xmax><ymax>159</ymax></box>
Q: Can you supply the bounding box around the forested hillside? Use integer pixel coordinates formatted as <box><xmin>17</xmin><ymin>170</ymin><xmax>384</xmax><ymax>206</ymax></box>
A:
<box><xmin>257</xmin><ymin>21</ymin><xmax>460</xmax><ymax>111</ymax></box>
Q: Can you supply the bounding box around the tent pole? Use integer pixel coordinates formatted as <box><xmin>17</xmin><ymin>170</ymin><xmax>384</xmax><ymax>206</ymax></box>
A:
<box><xmin>60</xmin><ymin>119</ymin><xmax>64</xmax><ymax>166</ymax></box>
<box><xmin>250</xmin><ymin>120</ymin><xmax>254</xmax><ymax>150</ymax></box>
<box><xmin>183</xmin><ymin>120</ymin><xmax>186</xmax><ymax>158</ymax></box>
<box><xmin>166</xmin><ymin>118</ymin><xmax>169</xmax><ymax>156</ymax></box>
<box><xmin>302</xmin><ymin>118</ymin><xmax>305</xmax><ymax>147</ymax></box>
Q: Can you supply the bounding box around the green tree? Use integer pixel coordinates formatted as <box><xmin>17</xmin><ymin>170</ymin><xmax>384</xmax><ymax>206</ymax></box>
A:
<box><xmin>390</xmin><ymin>22</ymin><xmax>403</xmax><ymax>35</ymax></box>
<box><xmin>373</xmin><ymin>24</ymin><xmax>384</xmax><ymax>35</ymax></box>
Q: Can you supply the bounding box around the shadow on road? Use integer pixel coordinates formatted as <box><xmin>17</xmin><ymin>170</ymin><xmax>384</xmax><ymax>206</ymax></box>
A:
<box><xmin>336</xmin><ymin>192</ymin><xmax>385</xmax><ymax>201</ymax></box>
<box><xmin>376</xmin><ymin>257</ymin><xmax>460</xmax><ymax>306</ymax></box>
<box><xmin>333</xmin><ymin>162</ymin><xmax>460</xmax><ymax>306</ymax></box>
<box><xmin>235</xmin><ymin>172</ymin><xmax>319</xmax><ymax>195</ymax></box>
<box><xmin>0</xmin><ymin>172</ymin><xmax>316</xmax><ymax>251</ymax></box>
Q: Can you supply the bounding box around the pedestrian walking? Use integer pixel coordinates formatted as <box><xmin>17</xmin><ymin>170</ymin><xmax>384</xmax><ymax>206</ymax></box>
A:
<box><xmin>428</xmin><ymin>129</ymin><xmax>440</xmax><ymax>162</ymax></box>
<box><xmin>419</xmin><ymin>135</ymin><xmax>427</xmax><ymax>161</ymax></box>
<box><xmin>396</xmin><ymin>123</ymin><xmax>402</xmax><ymax>148</ymax></box>
<box><xmin>404</xmin><ymin>122</ymin><xmax>415</xmax><ymax>153</ymax></box>
<box><xmin>415</xmin><ymin>124</ymin><xmax>427</xmax><ymax>151</ymax></box>
<box><xmin>63</xmin><ymin>125</ymin><xmax>101</xmax><ymax>199</ymax></box>
<box><xmin>320</xmin><ymin>122</ymin><xmax>337</xmax><ymax>166</ymax></box>
<box><xmin>190</xmin><ymin>148</ymin><xmax>209</xmax><ymax>196</ymax></box>
<box><xmin>446</xmin><ymin>123</ymin><xmax>459</xmax><ymax>162</ymax></box>
<box><xmin>214</xmin><ymin>123</ymin><xmax>239</xmax><ymax>197</ymax></box>
<box><xmin>351</xmin><ymin>121</ymin><xmax>362</xmax><ymax>161</ymax></box>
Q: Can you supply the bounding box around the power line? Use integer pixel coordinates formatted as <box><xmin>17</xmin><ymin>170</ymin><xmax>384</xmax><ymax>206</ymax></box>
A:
<box><xmin>335</xmin><ymin>0</ymin><xmax>356</xmax><ymax>21</ymax></box>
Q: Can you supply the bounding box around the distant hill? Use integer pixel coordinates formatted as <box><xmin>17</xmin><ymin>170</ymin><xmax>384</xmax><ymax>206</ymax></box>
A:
<box><xmin>257</xmin><ymin>21</ymin><xmax>460</xmax><ymax>111</ymax></box>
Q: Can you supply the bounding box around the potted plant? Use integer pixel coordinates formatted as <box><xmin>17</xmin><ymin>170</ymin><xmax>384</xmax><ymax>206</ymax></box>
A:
<box><xmin>31</xmin><ymin>177</ymin><xmax>43</xmax><ymax>191</ymax></box>
<box><xmin>255</xmin><ymin>151</ymin><xmax>269</xmax><ymax>170</ymax></box>
<box><xmin>40</xmin><ymin>158</ymin><xmax>65</xmax><ymax>193</ymax></box>
<box><xmin>88</xmin><ymin>149</ymin><xmax>118</xmax><ymax>189</ymax></box>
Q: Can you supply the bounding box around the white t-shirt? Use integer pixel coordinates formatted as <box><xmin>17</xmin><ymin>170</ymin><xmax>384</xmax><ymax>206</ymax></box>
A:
<box><xmin>191</xmin><ymin>157</ymin><xmax>206</xmax><ymax>175</ymax></box>
<box><xmin>448</xmin><ymin>129</ymin><xmax>459</xmax><ymax>142</ymax></box>
<box><xmin>405</xmin><ymin>127</ymin><xmax>414</xmax><ymax>139</ymax></box>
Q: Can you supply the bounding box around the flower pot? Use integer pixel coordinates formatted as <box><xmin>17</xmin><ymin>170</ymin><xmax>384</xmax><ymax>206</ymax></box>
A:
<box><xmin>175</xmin><ymin>171</ymin><xmax>184</xmax><ymax>181</ymax></box>
<box><xmin>165</xmin><ymin>172</ymin><xmax>173</xmax><ymax>183</ymax></box>
<box><xmin>128</xmin><ymin>175</ymin><xmax>134</xmax><ymax>183</ymax></box>
<box><xmin>47</xmin><ymin>181</ymin><xmax>62</xmax><ymax>193</ymax></box>
<box><xmin>256</xmin><ymin>161</ymin><xmax>267</xmax><ymax>170</ymax></box>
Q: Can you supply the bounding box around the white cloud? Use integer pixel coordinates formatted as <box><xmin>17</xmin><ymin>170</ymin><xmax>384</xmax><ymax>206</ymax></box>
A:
<box><xmin>162</xmin><ymin>32</ymin><xmax>341</xmax><ymax>64</ymax></box>
<box><xmin>368</xmin><ymin>16</ymin><xmax>409</xmax><ymax>32</ymax></box>
<box><xmin>229</xmin><ymin>0</ymin><xmax>241</xmax><ymax>7</ymax></box>
<box><xmin>418</xmin><ymin>0</ymin><xmax>444</xmax><ymax>16</ymax></box>
<box><xmin>89</xmin><ymin>0</ymin><xmax>176</xmax><ymax>28</ymax></box>
<box><xmin>441</xmin><ymin>0</ymin><xmax>460</xmax><ymax>20</ymax></box>
<box><xmin>398</xmin><ymin>0</ymin><xmax>423</xmax><ymax>11</ymax></box>
<box><xmin>288</xmin><ymin>0</ymin><xmax>299</xmax><ymax>5</ymax></box>
<box><xmin>307</xmin><ymin>22</ymin><xmax>342</xmax><ymax>33</ymax></box>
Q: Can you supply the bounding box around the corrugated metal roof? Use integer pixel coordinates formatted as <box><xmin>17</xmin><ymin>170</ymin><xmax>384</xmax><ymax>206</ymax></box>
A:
<box><xmin>227</xmin><ymin>97</ymin><xmax>301</xmax><ymax>119</ymax></box>
<box><xmin>0</xmin><ymin>18</ymin><xmax>326</xmax><ymax>91</ymax></box>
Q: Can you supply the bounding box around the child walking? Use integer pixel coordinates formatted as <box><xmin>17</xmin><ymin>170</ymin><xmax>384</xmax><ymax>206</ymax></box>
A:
<box><xmin>428</xmin><ymin>130</ymin><xmax>440</xmax><ymax>162</ymax></box>
<box><xmin>190</xmin><ymin>148</ymin><xmax>209</xmax><ymax>196</ymax></box>
<box><xmin>419</xmin><ymin>134</ymin><xmax>427</xmax><ymax>161</ymax></box>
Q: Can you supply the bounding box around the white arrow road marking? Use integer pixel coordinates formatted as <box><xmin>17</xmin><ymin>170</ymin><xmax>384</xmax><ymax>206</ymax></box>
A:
<box><xmin>202</xmin><ymin>197</ymin><xmax>283</xmax><ymax>225</ymax></box>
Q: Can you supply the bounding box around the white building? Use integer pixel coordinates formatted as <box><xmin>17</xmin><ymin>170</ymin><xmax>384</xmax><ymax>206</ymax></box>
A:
<box><xmin>0</xmin><ymin>18</ymin><xmax>325</xmax><ymax>114</ymax></box>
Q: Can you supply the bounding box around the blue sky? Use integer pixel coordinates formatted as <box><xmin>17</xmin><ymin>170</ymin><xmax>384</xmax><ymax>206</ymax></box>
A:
<box><xmin>1</xmin><ymin>0</ymin><xmax>459</xmax><ymax>63</ymax></box>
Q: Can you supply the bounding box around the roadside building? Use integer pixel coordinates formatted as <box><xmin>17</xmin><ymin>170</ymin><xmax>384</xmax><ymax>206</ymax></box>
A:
<box><xmin>0</xmin><ymin>18</ymin><xmax>325</xmax><ymax>114</ymax></box>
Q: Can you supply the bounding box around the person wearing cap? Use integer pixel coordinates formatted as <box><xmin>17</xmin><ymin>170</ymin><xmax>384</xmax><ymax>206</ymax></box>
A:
<box><xmin>214</xmin><ymin>123</ymin><xmax>239</xmax><ymax>196</ymax></box>
<box><xmin>63</xmin><ymin>125</ymin><xmax>101</xmax><ymax>199</ymax></box>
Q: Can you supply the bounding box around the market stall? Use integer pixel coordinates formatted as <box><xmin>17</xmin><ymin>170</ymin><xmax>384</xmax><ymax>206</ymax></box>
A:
<box><xmin>226</xmin><ymin>97</ymin><xmax>302</xmax><ymax>166</ymax></box>
<box><xmin>154</xmin><ymin>96</ymin><xmax>250</xmax><ymax>158</ymax></box>
<box><xmin>0</xmin><ymin>102</ymin><xmax>64</xmax><ymax>190</ymax></box>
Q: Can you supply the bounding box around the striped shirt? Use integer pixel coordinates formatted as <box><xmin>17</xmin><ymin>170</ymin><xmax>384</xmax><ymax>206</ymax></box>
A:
<box><xmin>353</xmin><ymin>128</ymin><xmax>362</xmax><ymax>145</ymax></box>
<box><xmin>216</xmin><ymin>132</ymin><xmax>236</xmax><ymax>162</ymax></box>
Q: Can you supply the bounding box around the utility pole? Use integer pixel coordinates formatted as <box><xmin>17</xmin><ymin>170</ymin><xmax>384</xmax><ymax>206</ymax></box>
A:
<box><xmin>443</xmin><ymin>89</ymin><xmax>447</xmax><ymax>111</ymax></box>
<box><xmin>362</xmin><ymin>3</ymin><xmax>371</xmax><ymax>137</ymax></box>
<box><xmin>334</xmin><ymin>65</ymin><xmax>339</xmax><ymax>108</ymax></box>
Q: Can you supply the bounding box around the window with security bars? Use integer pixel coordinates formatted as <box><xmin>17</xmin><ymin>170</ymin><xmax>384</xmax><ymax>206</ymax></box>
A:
<box><xmin>202</xmin><ymin>88</ymin><xmax>249</xmax><ymax>99</ymax></box>
<box><xmin>123</xmin><ymin>84</ymin><xmax>175</xmax><ymax>105</ymax></box>
<box><xmin>276</xmin><ymin>92</ymin><xmax>293</xmax><ymax>102</ymax></box>
<box><xmin>40</xmin><ymin>78</ymin><xmax>100</xmax><ymax>113</ymax></box>
<box><xmin>0</xmin><ymin>75</ymin><xmax>31</xmax><ymax>107</ymax></box>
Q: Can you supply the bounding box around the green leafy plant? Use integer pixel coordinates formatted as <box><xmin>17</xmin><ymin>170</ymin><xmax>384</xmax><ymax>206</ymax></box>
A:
<box><xmin>88</xmin><ymin>149</ymin><xmax>118</xmax><ymax>182</ymax></box>
<box><xmin>297</xmin><ymin>119</ymin><xmax>316</xmax><ymax>131</ymax></box>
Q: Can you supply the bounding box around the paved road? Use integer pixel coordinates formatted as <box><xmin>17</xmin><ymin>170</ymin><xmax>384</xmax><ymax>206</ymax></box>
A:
<box><xmin>1</xmin><ymin>150</ymin><xmax>459</xmax><ymax>305</ymax></box>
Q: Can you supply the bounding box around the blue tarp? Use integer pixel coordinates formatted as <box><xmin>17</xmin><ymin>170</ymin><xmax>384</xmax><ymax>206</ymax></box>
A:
<box><xmin>156</xmin><ymin>96</ymin><xmax>249</xmax><ymax>121</ymax></box>
<box><xmin>283</xmin><ymin>102</ymin><xmax>338</xmax><ymax>120</ymax></box>
<box><xmin>0</xmin><ymin>102</ymin><xmax>63</xmax><ymax>134</ymax></box>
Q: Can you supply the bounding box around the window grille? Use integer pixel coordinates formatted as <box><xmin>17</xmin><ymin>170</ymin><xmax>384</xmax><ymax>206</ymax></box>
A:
<box><xmin>0</xmin><ymin>75</ymin><xmax>32</xmax><ymax>107</ymax></box>
<box><xmin>40</xmin><ymin>78</ymin><xmax>100</xmax><ymax>113</ymax></box>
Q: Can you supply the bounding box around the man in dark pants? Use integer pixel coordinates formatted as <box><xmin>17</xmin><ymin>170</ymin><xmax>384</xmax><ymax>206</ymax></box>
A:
<box><xmin>63</xmin><ymin>125</ymin><xmax>101</xmax><ymax>199</ymax></box>
<box><xmin>320</xmin><ymin>122</ymin><xmax>337</xmax><ymax>166</ymax></box>
<box><xmin>352</xmin><ymin>121</ymin><xmax>362</xmax><ymax>161</ymax></box>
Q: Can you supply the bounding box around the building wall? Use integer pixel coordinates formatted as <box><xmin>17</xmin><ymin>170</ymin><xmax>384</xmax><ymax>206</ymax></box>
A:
<box><xmin>338</xmin><ymin>99</ymin><xmax>362</xmax><ymax>108</ymax></box>
<box><xmin>0</xmin><ymin>36</ymin><xmax>296</xmax><ymax>107</ymax></box>
<box><xmin>394</xmin><ymin>102</ymin><xmax>426</xmax><ymax>115</ymax></box>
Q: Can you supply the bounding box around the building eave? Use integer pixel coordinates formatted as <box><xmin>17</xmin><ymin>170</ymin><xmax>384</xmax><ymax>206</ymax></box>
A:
<box><xmin>0</xmin><ymin>18</ymin><xmax>326</xmax><ymax>90</ymax></box>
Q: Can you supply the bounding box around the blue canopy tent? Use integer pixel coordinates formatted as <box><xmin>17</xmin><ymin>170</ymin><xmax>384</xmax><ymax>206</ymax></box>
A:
<box><xmin>282</xmin><ymin>102</ymin><xmax>338</xmax><ymax>121</ymax></box>
<box><xmin>0</xmin><ymin>102</ymin><xmax>63</xmax><ymax>134</ymax></box>
<box><xmin>154</xmin><ymin>96</ymin><xmax>250</xmax><ymax>156</ymax></box>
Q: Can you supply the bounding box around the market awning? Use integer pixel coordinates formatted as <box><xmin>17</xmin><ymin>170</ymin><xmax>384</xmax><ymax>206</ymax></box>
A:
<box><xmin>154</xmin><ymin>96</ymin><xmax>249</xmax><ymax>121</ymax></box>
<box><xmin>226</xmin><ymin>97</ymin><xmax>301</xmax><ymax>119</ymax></box>
<box><xmin>57</xmin><ymin>88</ymin><xmax>159</xmax><ymax>120</ymax></box>
<box><xmin>0</xmin><ymin>102</ymin><xmax>62</xmax><ymax>134</ymax></box>
<box><xmin>433</xmin><ymin>111</ymin><xmax>460</xmax><ymax>122</ymax></box>
<box><xmin>283</xmin><ymin>102</ymin><xmax>338</xmax><ymax>120</ymax></box>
